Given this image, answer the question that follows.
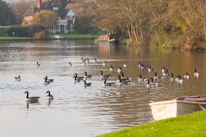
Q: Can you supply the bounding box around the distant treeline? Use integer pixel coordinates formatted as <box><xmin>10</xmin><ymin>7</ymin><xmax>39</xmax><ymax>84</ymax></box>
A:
<box><xmin>92</xmin><ymin>0</ymin><xmax>206</xmax><ymax>50</ymax></box>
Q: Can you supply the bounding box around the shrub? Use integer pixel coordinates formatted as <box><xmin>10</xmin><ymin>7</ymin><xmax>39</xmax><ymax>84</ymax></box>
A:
<box><xmin>0</xmin><ymin>25</ymin><xmax>28</xmax><ymax>37</ymax></box>
<box><xmin>33</xmin><ymin>31</ymin><xmax>47</xmax><ymax>39</ymax></box>
<box><xmin>26</xmin><ymin>24</ymin><xmax>43</xmax><ymax>37</ymax></box>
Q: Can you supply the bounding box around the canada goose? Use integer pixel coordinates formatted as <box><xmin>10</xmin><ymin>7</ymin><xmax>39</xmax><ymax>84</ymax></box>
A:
<box><xmin>100</xmin><ymin>71</ymin><xmax>110</xmax><ymax>80</ymax></box>
<box><xmin>123</xmin><ymin>64</ymin><xmax>128</xmax><ymax>68</ymax></box>
<box><xmin>184</xmin><ymin>72</ymin><xmax>190</xmax><ymax>80</ymax></box>
<box><xmin>24</xmin><ymin>91</ymin><xmax>40</xmax><ymax>102</ymax></box>
<box><xmin>73</xmin><ymin>73</ymin><xmax>84</xmax><ymax>81</ymax></box>
<box><xmin>83</xmin><ymin>80</ymin><xmax>92</xmax><ymax>87</ymax></box>
<box><xmin>110</xmin><ymin>65</ymin><xmax>114</xmax><ymax>72</ymax></box>
<box><xmin>194</xmin><ymin>69</ymin><xmax>200</xmax><ymax>78</ymax></box>
<box><xmin>69</xmin><ymin>62</ymin><xmax>72</xmax><ymax>66</ymax></box>
<box><xmin>154</xmin><ymin>72</ymin><xmax>158</xmax><ymax>80</ymax></box>
<box><xmin>84</xmin><ymin>72</ymin><xmax>92</xmax><ymax>80</ymax></box>
<box><xmin>15</xmin><ymin>75</ymin><xmax>21</xmax><ymax>81</ymax></box>
<box><xmin>175</xmin><ymin>75</ymin><xmax>184</xmax><ymax>84</ymax></box>
<box><xmin>163</xmin><ymin>69</ymin><xmax>169</xmax><ymax>77</ymax></box>
<box><xmin>170</xmin><ymin>73</ymin><xmax>175</xmax><ymax>82</ymax></box>
<box><xmin>121</xmin><ymin>72</ymin><xmax>133</xmax><ymax>81</ymax></box>
<box><xmin>46</xmin><ymin>90</ymin><xmax>54</xmax><ymax>100</ymax></box>
<box><xmin>104</xmin><ymin>79</ymin><xmax>115</xmax><ymax>87</ymax></box>
<box><xmin>36</xmin><ymin>61</ymin><xmax>40</xmax><ymax>67</ymax></box>
<box><xmin>117</xmin><ymin>67</ymin><xmax>122</xmax><ymax>73</ymax></box>
<box><xmin>148</xmin><ymin>65</ymin><xmax>153</xmax><ymax>73</ymax></box>
<box><xmin>85</xmin><ymin>58</ymin><xmax>89</xmax><ymax>64</ymax></box>
<box><xmin>137</xmin><ymin>74</ymin><xmax>143</xmax><ymax>82</ymax></box>
<box><xmin>150</xmin><ymin>78</ymin><xmax>159</xmax><ymax>87</ymax></box>
<box><xmin>146</xmin><ymin>80</ymin><xmax>153</xmax><ymax>90</ymax></box>
<box><xmin>119</xmin><ymin>79</ymin><xmax>130</xmax><ymax>86</ymax></box>
<box><xmin>162</xmin><ymin>67</ymin><xmax>166</xmax><ymax>74</ymax></box>
<box><xmin>94</xmin><ymin>58</ymin><xmax>97</xmax><ymax>63</ymax></box>
<box><xmin>44</xmin><ymin>76</ymin><xmax>54</xmax><ymax>83</ymax></box>
<box><xmin>44</xmin><ymin>78</ymin><xmax>50</xmax><ymax>85</ymax></box>
<box><xmin>138</xmin><ymin>62</ymin><xmax>142</xmax><ymax>68</ymax></box>
<box><xmin>140</xmin><ymin>64</ymin><xmax>145</xmax><ymax>70</ymax></box>
<box><xmin>102</xmin><ymin>60</ymin><xmax>107</xmax><ymax>66</ymax></box>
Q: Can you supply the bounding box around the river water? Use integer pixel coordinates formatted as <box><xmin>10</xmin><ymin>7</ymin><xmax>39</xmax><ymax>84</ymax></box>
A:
<box><xmin>0</xmin><ymin>40</ymin><xmax>205</xmax><ymax>137</ymax></box>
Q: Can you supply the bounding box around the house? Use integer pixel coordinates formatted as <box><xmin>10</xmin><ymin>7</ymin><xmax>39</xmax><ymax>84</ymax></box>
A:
<box><xmin>22</xmin><ymin>0</ymin><xmax>83</xmax><ymax>33</ymax></box>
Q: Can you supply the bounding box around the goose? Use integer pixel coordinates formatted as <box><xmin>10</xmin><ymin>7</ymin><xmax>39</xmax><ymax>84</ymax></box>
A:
<box><xmin>69</xmin><ymin>62</ymin><xmax>72</xmax><ymax>66</ymax></box>
<box><xmin>123</xmin><ymin>64</ymin><xmax>128</xmax><ymax>68</ymax></box>
<box><xmin>24</xmin><ymin>91</ymin><xmax>40</xmax><ymax>102</ymax></box>
<box><xmin>162</xmin><ymin>67</ymin><xmax>166</xmax><ymax>74</ymax></box>
<box><xmin>163</xmin><ymin>69</ymin><xmax>169</xmax><ymax>77</ymax></box>
<box><xmin>194</xmin><ymin>69</ymin><xmax>200</xmax><ymax>78</ymax></box>
<box><xmin>117</xmin><ymin>75</ymin><xmax>130</xmax><ymax>83</ymax></box>
<box><xmin>137</xmin><ymin>74</ymin><xmax>143</xmax><ymax>82</ymax></box>
<box><xmin>170</xmin><ymin>73</ymin><xmax>175</xmax><ymax>82</ymax></box>
<box><xmin>150</xmin><ymin>78</ymin><xmax>159</xmax><ymax>87</ymax></box>
<box><xmin>44</xmin><ymin>76</ymin><xmax>54</xmax><ymax>83</ymax></box>
<box><xmin>46</xmin><ymin>90</ymin><xmax>54</xmax><ymax>100</ymax></box>
<box><xmin>154</xmin><ymin>72</ymin><xmax>158</xmax><ymax>81</ymax></box>
<box><xmin>121</xmin><ymin>72</ymin><xmax>133</xmax><ymax>81</ymax></box>
<box><xmin>36</xmin><ymin>61</ymin><xmax>40</xmax><ymax>67</ymax></box>
<box><xmin>138</xmin><ymin>62</ymin><xmax>142</xmax><ymax>68</ymax></box>
<box><xmin>73</xmin><ymin>73</ymin><xmax>84</xmax><ymax>81</ymax></box>
<box><xmin>148</xmin><ymin>65</ymin><xmax>153</xmax><ymax>73</ymax></box>
<box><xmin>84</xmin><ymin>72</ymin><xmax>92</xmax><ymax>80</ymax></box>
<box><xmin>104</xmin><ymin>79</ymin><xmax>115</xmax><ymax>87</ymax></box>
<box><xmin>175</xmin><ymin>75</ymin><xmax>184</xmax><ymax>84</ymax></box>
<box><xmin>184</xmin><ymin>72</ymin><xmax>190</xmax><ymax>80</ymax></box>
<box><xmin>110</xmin><ymin>65</ymin><xmax>114</xmax><ymax>72</ymax></box>
<box><xmin>100</xmin><ymin>71</ymin><xmax>110</xmax><ymax>80</ymax></box>
<box><xmin>44</xmin><ymin>78</ymin><xmax>50</xmax><ymax>85</ymax></box>
<box><xmin>140</xmin><ymin>64</ymin><xmax>145</xmax><ymax>70</ymax></box>
<box><xmin>15</xmin><ymin>75</ymin><xmax>21</xmax><ymax>81</ymax></box>
<box><xmin>119</xmin><ymin>79</ymin><xmax>130</xmax><ymax>86</ymax></box>
<box><xmin>85</xmin><ymin>58</ymin><xmax>89</xmax><ymax>64</ymax></box>
<box><xmin>117</xmin><ymin>67</ymin><xmax>122</xmax><ymax>73</ymax></box>
<box><xmin>83</xmin><ymin>80</ymin><xmax>92</xmax><ymax>87</ymax></box>
<box><xmin>146</xmin><ymin>80</ymin><xmax>154</xmax><ymax>91</ymax></box>
<box><xmin>94</xmin><ymin>58</ymin><xmax>97</xmax><ymax>63</ymax></box>
<box><xmin>102</xmin><ymin>60</ymin><xmax>107</xmax><ymax>66</ymax></box>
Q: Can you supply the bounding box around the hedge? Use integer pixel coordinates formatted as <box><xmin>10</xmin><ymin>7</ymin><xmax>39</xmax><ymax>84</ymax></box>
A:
<box><xmin>0</xmin><ymin>25</ymin><xmax>28</xmax><ymax>37</ymax></box>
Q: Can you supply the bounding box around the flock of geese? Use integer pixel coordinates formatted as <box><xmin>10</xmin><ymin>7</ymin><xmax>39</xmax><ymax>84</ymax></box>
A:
<box><xmin>15</xmin><ymin>57</ymin><xmax>200</xmax><ymax>104</ymax></box>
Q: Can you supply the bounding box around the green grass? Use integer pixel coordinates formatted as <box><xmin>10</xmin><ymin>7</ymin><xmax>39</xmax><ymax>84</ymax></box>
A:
<box><xmin>0</xmin><ymin>37</ymin><xmax>34</xmax><ymax>40</ymax></box>
<box><xmin>57</xmin><ymin>34</ymin><xmax>99</xmax><ymax>39</ymax></box>
<box><xmin>98</xmin><ymin>111</ymin><xmax>206</xmax><ymax>137</ymax></box>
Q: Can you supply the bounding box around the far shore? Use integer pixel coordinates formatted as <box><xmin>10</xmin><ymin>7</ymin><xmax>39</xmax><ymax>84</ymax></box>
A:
<box><xmin>0</xmin><ymin>34</ymin><xmax>99</xmax><ymax>41</ymax></box>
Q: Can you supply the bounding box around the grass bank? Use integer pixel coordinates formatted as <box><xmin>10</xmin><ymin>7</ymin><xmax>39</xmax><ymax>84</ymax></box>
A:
<box><xmin>98</xmin><ymin>110</ymin><xmax>206</xmax><ymax>137</ymax></box>
<box><xmin>58</xmin><ymin>34</ymin><xmax>99</xmax><ymax>39</ymax></box>
<box><xmin>0</xmin><ymin>37</ymin><xmax>34</xmax><ymax>40</ymax></box>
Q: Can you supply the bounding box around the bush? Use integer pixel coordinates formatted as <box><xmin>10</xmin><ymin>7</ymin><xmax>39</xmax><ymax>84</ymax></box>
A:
<box><xmin>33</xmin><ymin>31</ymin><xmax>47</xmax><ymax>39</ymax></box>
<box><xmin>0</xmin><ymin>25</ymin><xmax>28</xmax><ymax>37</ymax></box>
<box><xmin>26</xmin><ymin>24</ymin><xmax>43</xmax><ymax>37</ymax></box>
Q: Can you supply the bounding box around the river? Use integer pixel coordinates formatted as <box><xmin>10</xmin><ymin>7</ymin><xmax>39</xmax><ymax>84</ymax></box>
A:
<box><xmin>0</xmin><ymin>40</ymin><xmax>205</xmax><ymax>137</ymax></box>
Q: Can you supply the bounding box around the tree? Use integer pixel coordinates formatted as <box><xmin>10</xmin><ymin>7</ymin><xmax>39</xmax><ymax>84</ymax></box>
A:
<box><xmin>0</xmin><ymin>0</ymin><xmax>15</xmax><ymax>26</ymax></box>
<box><xmin>9</xmin><ymin>0</ymin><xmax>33</xmax><ymax>24</ymax></box>
<box><xmin>51</xmin><ymin>0</ymin><xmax>71</xmax><ymax>7</ymax></box>
<box><xmin>33</xmin><ymin>10</ymin><xmax>58</xmax><ymax>30</ymax></box>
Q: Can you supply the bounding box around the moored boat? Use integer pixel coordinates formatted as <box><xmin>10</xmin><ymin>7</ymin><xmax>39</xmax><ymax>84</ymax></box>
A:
<box><xmin>98</xmin><ymin>33</ymin><xmax>118</xmax><ymax>43</ymax></box>
<box><xmin>149</xmin><ymin>96</ymin><xmax>206</xmax><ymax>121</ymax></box>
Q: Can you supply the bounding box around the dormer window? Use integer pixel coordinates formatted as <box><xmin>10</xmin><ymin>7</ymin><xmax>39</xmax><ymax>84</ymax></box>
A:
<box><xmin>53</xmin><ymin>7</ymin><xmax>59</xmax><ymax>11</ymax></box>
<box><xmin>29</xmin><ymin>16</ymin><xmax>32</xmax><ymax>20</ymax></box>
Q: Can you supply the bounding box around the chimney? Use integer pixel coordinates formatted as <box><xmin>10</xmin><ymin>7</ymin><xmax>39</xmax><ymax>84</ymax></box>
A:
<box><xmin>35</xmin><ymin>0</ymin><xmax>41</xmax><ymax>9</ymax></box>
<box><xmin>58</xmin><ymin>0</ymin><xmax>62</xmax><ymax>7</ymax></box>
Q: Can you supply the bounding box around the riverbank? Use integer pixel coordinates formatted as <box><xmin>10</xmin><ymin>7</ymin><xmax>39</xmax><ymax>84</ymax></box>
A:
<box><xmin>0</xmin><ymin>34</ymin><xmax>99</xmax><ymax>41</ymax></box>
<box><xmin>98</xmin><ymin>110</ymin><xmax>206</xmax><ymax>137</ymax></box>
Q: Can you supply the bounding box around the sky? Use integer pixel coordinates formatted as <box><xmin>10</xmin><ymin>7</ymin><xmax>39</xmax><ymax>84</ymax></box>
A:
<box><xmin>4</xmin><ymin>0</ymin><xmax>33</xmax><ymax>3</ymax></box>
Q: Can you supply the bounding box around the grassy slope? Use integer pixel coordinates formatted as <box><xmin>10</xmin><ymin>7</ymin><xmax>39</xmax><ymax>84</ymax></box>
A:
<box><xmin>98</xmin><ymin>111</ymin><xmax>206</xmax><ymax>137</ymax></box>
<box><xmin>58</xmin><ymin>34</ymin><xmax>99</xmax><ymax>39</ymax></box>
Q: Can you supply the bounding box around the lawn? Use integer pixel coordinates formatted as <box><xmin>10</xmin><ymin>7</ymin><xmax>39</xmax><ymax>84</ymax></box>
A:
<box><xmin>98</xmin><ymin>110</ymin><xmax>206</xmax><ymax>137</ymax></box>
<box><xmin>0</xmin><ymin>37</ymin><xmax>34</xmax><ymax>40</ymax></box>
<box><xmin>58</xmin><ymin>34</ymin><xmax>99</xmax><ymax>39</ymax></box>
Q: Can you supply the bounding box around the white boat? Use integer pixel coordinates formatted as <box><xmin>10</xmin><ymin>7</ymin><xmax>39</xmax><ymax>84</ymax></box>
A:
<box><xmin>149</xmin><ymin>96</ymin><xmax>206</xmax><ymax>121</ymax></box>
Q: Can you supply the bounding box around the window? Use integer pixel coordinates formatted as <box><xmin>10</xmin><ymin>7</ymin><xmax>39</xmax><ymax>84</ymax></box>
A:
<box><xmin>53</xmin><ymin>7</ymin><xmax>59</xmax><ymax>11</ymax></box>
<box><xmin>29</xmin><ymin>16</ymin><xmax>32</xmax><ymax>20</ymax></box>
